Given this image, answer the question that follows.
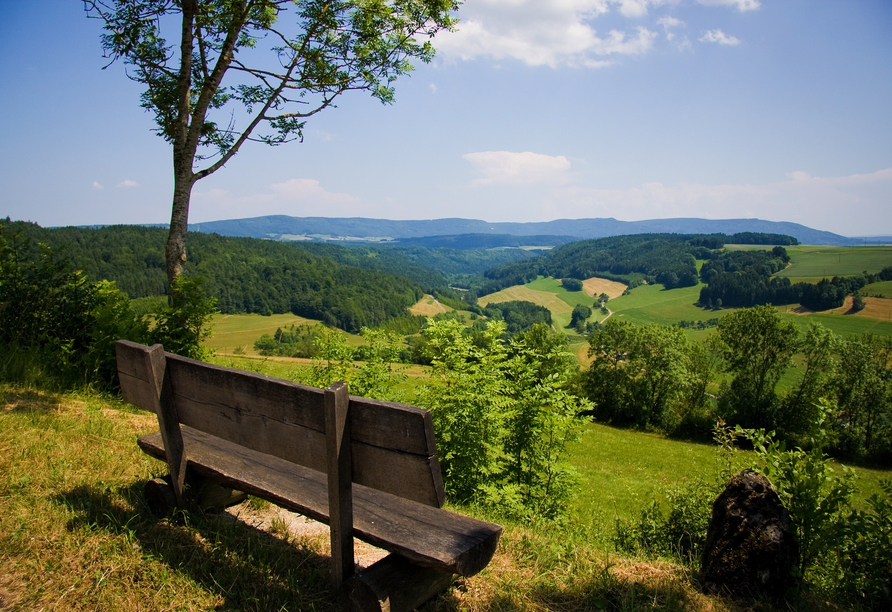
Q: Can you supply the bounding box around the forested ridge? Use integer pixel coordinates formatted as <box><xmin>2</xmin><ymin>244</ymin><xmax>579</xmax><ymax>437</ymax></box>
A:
<box><xmin>0</xmin><ymin>220</ymin><xmax>424</xmax><ymax>333</ymax></box>
<box><xmin>297</xmin><ymin>241</ymin><xmax>539</xmax><ymax>284</ymax></box>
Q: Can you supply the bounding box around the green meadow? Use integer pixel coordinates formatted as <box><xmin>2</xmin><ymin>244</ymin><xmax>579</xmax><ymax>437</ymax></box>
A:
<box><xmin>606</xmin><ymin>283</ymin><xmax>709</xmax><ymax>327</ymax></box>
<box><xmin>569</xmin><ymin>422</ymin><xmax>888</xmax><ymax>523</ymax></box>
<box><xmin>774</xmin><ymin>245</ymin><xmax>892</xmax><ymax>279</ymax></box>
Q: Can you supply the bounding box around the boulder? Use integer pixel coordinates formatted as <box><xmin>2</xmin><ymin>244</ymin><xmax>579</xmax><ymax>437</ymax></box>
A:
<box><xmin>701</xmin><ymin>470</ymin><xmax>798</xmax><ymax>599</ymax></box>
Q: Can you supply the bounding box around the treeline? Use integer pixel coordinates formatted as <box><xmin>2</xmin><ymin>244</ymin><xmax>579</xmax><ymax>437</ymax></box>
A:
<box><xmin>479</xmin><ymin>234</ymin><xmax>714</xmax><ymax>296</ymax></box>
<box><xmin>578</xmin><ymin>306</ymin><xmax>892</xmax><ymax>464</ymax></box>
<box><xmin>476</xmin><ymin>232</ymin><xmax>801</xmax><ymax>298</ymax></box>
<box><xmin>688</xmin><ymin>231</ymin><xmax>799</xmax><ymax>248</ymax></box>
<box><xmin>700</xmin><ymin>246</ymin><xmax>892</xmax><ymax>310</ymax></box>
<box><xmin>480</xmin><ymin>300</ymin><xmax>552</xmax><ymax>334</ymax></box>
<box><xmin>0</xmin><ymin>220</ymin><xmax>424</xmax><ymax>333</ymax></box>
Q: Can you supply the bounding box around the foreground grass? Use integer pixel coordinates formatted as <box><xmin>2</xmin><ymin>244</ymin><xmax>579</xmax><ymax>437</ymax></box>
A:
<box><xmin>4</xmin><ymin>384</ymin><xmax>857</xmax><ymax>612</ymax></box>
<box><xmin>570</xmin><ymin>422</ymin><xmax>890</xmax><ymax>525</ymax></box>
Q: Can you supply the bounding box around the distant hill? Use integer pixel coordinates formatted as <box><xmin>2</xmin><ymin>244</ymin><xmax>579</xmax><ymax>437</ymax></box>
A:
<box><xmin>190</xmin><ymin>215</ymin><xmax>854</xmax><ymax>246</ymax></box>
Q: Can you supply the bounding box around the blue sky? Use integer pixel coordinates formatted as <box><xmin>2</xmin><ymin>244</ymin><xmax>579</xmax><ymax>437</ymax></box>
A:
<box><xmin>2</xmin><ymin>0</ymin><xmax>891</xmax><ymax>236</ymax></box>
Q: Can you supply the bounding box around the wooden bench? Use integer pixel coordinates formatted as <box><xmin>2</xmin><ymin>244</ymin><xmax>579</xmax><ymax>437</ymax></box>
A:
<box><xmin>115</xmin><ymin>340</ymin><xmax>502</xmax><ymax>612</ymax></box>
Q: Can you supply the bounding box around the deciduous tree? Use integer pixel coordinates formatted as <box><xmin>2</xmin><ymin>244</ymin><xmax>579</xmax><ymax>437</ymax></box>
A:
<box><xmin>715</xmin><ymin>305</ymin><xmax>798</xmax><ymax>429</ymax></box>
<box><xmin>85</xmin><ymin>0</ymin><xmax>458</xmax><ymax>285</ymax></box>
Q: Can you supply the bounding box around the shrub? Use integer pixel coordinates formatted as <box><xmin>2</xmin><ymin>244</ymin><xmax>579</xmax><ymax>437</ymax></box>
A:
<box><xmin>838</xmin><ymin>479</ymin><xmax>892</xmax><ymax>610</ymax></box>
<box><xmin>415</xmin><ymin>319</ymin><xmax>590</xmax><ymax>518</ymax></box>
<box><xmin>738</xmin><ymin>416</ymin><xmax>856</xmax><ymax>581</ymax></box>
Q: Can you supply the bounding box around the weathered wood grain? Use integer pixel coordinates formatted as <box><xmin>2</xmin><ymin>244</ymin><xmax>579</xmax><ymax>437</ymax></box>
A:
<box><xmin>137</xmin><ymin>428</ymin><xmax>502</xmax><ymax>576</ymax></box>
<box><xmin>326</xmin><ymin>382</ymin><xmax>354</xmax><ymax>588</ymax></box>
<box><xmin>341</xmin><ymin>554</ymin><xmax>455</xmax><ymax>612</ymax></box>
<box><xmin>117</xmin><ymin>341</ymin><xmax>445</xmax><ymax>507</ymax></box>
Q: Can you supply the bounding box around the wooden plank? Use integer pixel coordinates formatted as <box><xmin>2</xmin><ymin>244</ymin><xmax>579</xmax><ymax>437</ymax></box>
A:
<box><xmin>165</xmin><ymin>353</ymin><xmax>432</xmax><ymax>453</ymax></box>
<box><xmin>137</xmin><ymin>428</ymin><xmax>502</xmax><ymax>576</ymax></box>
<box><xmin>116</xmin><ymin>342</ymin><xmax>444</xmax><ymax>506</ymax></box>
<box><xmin>326</xmin><ymin>382</ymin><xmax>354</xmax><ymax>588</ymax></box>
<box><xmin>340</xmin><ymin>554</ymin><xmax>455</xmax><ymax>612</ymax></box>
<box><xmin>116</xmin><ymin>340</ymin><xmax>163</xmax><ymax>413</ymax></box>
<box><xmin>120</xmin><ymin>342</ymin><xmax>187</xmax><ymax>507</ymax></box>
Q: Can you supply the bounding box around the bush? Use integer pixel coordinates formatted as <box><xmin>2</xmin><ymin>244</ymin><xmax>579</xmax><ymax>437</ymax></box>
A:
<box><xmin>0</xmin><ymin>226</ymin><xmax>217</xmax><ymax>389</ymax></box>
<box><xmin>415</xmin><ymin>319</ymin><xmax>590</xmax><ymax>519</ymax></box>
<box><xmin>561</xmin><ymin>278</ymin><xmax>583</xmax><ymax>291</ymax></box>
<box><xmin>613</xmin><ymin>478</ymin><xmax>716</xmax><ymax>562</ymax></box>
<box><xmin>0</xmin><ymin>229</ymin><xmax>150</xmax><ymax>390</ymax></box>
<box><xmin>838</xmin><ymin>480</ymin><xmax>892</xmax><ymax>610</ymax></box>
<box><xmin>150</xmin><ymin>276</ymin><xmax>217</xmax><ymax>361</ymax></box>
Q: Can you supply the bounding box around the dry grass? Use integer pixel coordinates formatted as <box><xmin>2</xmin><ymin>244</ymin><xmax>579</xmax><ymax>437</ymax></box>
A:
<box><xmin>410</xmin><ymin>295</ymin><xmax>451</xmax><ymax>316</ymax></box>
<box><xmin>581</xmin><ymin>278</ymin><xmax>627</xmax><ymax>300</ymax></box>
<box><xmin>479</xmin><ymin>286</ymin><xmax>574</xmax><ymax>314</ymax></box>
<box><xmin>787</xmin><ymin>296</ymin><xmax>892</xmax><ymax>322</ymax></box>
<box><xmin>0</xmin><ymin>385</ymin><xmax>851</xmax><ymax>611</ymax></box>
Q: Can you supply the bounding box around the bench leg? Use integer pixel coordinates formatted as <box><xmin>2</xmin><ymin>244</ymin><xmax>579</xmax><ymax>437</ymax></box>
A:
<box><xmin>340</xmin><ymin>554</ymin><xmax>455</xmax><ymax>612</ymax></box>
<box><xmin>144</xmin><ymin>473</ymin><xmax>247</xmax><ymax>516</ymax></box>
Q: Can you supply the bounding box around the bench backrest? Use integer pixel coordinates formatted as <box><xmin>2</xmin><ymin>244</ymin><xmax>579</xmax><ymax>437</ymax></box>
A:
<box><xmin>116</xmin><ymin>340</ymin><xmax>445</xmax><ymax>508</ymax></box>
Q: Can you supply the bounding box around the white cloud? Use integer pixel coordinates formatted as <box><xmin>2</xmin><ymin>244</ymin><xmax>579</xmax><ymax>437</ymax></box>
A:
<box><xmin>658</xmin><ymin>16</ymin><xmax>683</xmax><ymax>29</ymax></box>
<box><xmin>268</xmin><ymin>178</ymin><xmax>360</xmax><ymax>204</ymax></box>
<box><xmin>116</xmin><ymin>179</ymin><xmax>138</xmax><ymax>188</ymax></box>
<box><xmin>699</xmin><ymin>29</ymin><xmax>741</xmax><ymax>45</ymax></box>
<box><xmin>429</xmin><ymin>83</ymin><xmax>438</xmax><ymax>94</ymax></box>
<box><xmin>435</xmin><ymin>1</ymin><xmax>659</xmax><ymax>68</ymax></box>
<box><xmin>463</xmin><ymin>151</ymin><xmax>572</xmax><ymax>185</ymax></box>
<box><xmin>191</xmin><ymin>179</ymin><xmax>362</xmax><ymax>221</ymax></box>
<box><xmin>697</xmin><ymin>0</ymin><xmax>760</xmax><ymax>11</ymax></box>
<box><xmin>92</xmin><ymin>182</ymin><xmax>104</xmax><ymax>190</ymax></box>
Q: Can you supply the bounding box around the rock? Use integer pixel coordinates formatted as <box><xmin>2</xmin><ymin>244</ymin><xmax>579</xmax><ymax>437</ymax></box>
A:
<box><xmin>700</xmin><ymin>470</ymin><xmax>798</xmax><ymax>599</ymax></box>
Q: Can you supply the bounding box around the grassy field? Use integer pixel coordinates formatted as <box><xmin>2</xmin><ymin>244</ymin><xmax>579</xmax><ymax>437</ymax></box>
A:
<box><xmin>865</xmin><ymin>280</ymin><xmax>892</xmax><ymax>296</ymax></box>
<box><xmin>607</xmin><ymin>283</ymin><xmax>711</xmax><ymax>327</ymax></box>
<box><xmin>206</xmin><ymin>313</ymin><xmax>322</xmax><ymax>355</ymax></box>
<box><xmin>773</xmin><ymin>245</ymin><xmax>892</xmax><ymax>279</ymax></box>
<box><xmin>2</xmin><ymin>385</ymin><xmax>887</xmax><ymax>611</ymax></box>
<box><xmin>569</xmin><ymin>422</ymin><xmax>888</xmax><ymax>522</ymax></box>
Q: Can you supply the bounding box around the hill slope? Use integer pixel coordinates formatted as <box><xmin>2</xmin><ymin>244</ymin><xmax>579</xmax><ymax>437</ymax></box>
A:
<box><xmin>190</xmin><ymin>215</ymin><xmax>852</xmax><ymax>245</ymax></box>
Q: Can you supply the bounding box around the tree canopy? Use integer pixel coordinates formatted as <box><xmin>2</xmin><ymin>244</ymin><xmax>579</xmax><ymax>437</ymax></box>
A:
<box><xmin>84</xmin><ymin>0</ymin><xmax>458</xmax><ymax>285</ymax></box>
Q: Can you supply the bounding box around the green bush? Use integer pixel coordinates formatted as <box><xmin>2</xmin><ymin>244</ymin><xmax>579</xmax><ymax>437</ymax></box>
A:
<box><xmin>838</xmin><ymin>480</ymin><xmax>892</xmax><ymax>610</ymax></box>
<box><xmin>416</xmin><ymin>320</ymin><xmax>590</xmax><ymax>519</ymax></box>
<box><xmin>0</xmin><ymin>226</ymin><xmax>217</xmax><ymax>389</ymax></box>
<box><xmin>613</xmin><ymin>478</ymin><xmax>716</xmax><ymax>562</ymax></box>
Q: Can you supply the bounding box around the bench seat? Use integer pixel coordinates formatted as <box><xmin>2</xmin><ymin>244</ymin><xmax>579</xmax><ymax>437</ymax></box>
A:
<box><xmin>138</xmin><ymin>426</ymin><xmax>501</xmax><ymax>577</ymax></box>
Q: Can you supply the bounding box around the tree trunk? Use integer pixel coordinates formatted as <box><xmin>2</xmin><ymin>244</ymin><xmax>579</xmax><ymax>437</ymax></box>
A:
<box><xmin>165</xmin><ymin>170</ymin><xmax>195</xmax><ymax>289</ymax></box>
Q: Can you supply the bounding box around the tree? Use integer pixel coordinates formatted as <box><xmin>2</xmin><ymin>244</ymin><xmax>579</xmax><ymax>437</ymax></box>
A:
<box><xmin>715</xmin><ymin>305</ymin><xmax>799</xmax><ymax>430</ymax></box>
<box><xmin>570</xmin><ymin>303</ymin><xmax>592</xmax><ymax>328</ymax></box>
<box><xmin>777</xmin><ymin>322</ymin><xmax>837</xmax><ymax>441</ymax></box>
<box><xmin>852</xmin><ymin>290</ymin><xmax>866</xmax><ymax>312</ymax></box>
<box><xmin>562</xmin><ymin>278</ymin><xmax>583</xmax><ymax>291</ymax></box>
<box><xmin>832</xmin><ymin>334</ymin><xmax>892</xmax><ymax>458</ymax></box>
<box><xmin>85</xmin><ymin>0</ymin><xmax>458</xmax><ymax>286</ymax></box>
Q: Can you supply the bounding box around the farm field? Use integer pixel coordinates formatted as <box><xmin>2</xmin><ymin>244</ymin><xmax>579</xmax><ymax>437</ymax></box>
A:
<box><xmin>779</xmin><ymin>307</ymin><xmax>892</xmax><ymax>337</ymax></box>
<box><xmin>479</xmin><ymin>281</ymin><xmax>574</xmax><ymax>315</ymax></box>
<box><xmin>607</xmin><ymin>282</ymin><xmax>711</xmax><ymax>327</ymax></box>
<box><xmin>409</xmin><ymin>294</ymin><xmax>451</xmax><ymax>316</ymax></box>
<box><xmin>205</xmin><ymin>313</ymin><xmax>321</xmax><ymax>355</ymax></box>
<box><xmin>772</xmin><ymin>245</ymin><xmax>892</xmax><ymax>279</ymax></box>
<box><xmin>865</xmin><ymin>280</ymin><xmax>892</xmax><ymax>296</ymax></box>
